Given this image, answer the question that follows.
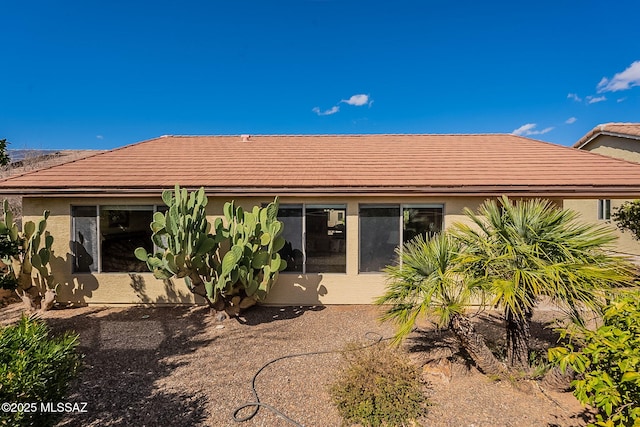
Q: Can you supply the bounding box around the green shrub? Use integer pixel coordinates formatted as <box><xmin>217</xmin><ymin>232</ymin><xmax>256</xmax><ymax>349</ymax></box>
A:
<box><xmin>612</xmin><ymin>200</ymin><xmax>640</xmax><ymax>241</ymax></box>
<box><xmin>329</xmin><ymin>342</ymin><xmax>428</xmax><ymax>427</ymax></box>
<box><xmin>548</xmin><ymin>291</ymin><xmax>640</xmax><ymax>427</ymax></box>
<box><xmin>0</xmin><ymin>315</ymin><xmax>81</xmax><ymax>426</ymax></box>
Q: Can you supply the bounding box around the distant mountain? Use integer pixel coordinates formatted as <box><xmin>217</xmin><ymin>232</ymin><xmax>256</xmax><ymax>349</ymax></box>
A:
<box><xmin>8</xmin><ymin>149</ymin><xmax>62</xmax><ymax>162</ymax></box>
<box><xmin>1</xmin><ymin>149</ymin><xmax>102</xmax><ymax>178</ymax></box>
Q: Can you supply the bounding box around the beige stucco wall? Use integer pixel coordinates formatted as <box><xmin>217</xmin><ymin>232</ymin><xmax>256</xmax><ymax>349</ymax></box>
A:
<box><xmin>562</xmin><ymin>199</ymin><xmax>640</xmax><ymax>259</ymax></box>
<box><xmin>582</xmin><ymin>135</ymin><xmax>640</xmax><ymax>164</ymax></box>
<box><xmin>22</xmin><ymin>195</ymin><xmax>486</xmax><ymax>306</ymax></box>
<box><xmin>572</xmin><ymin>136</ymin><xmax>640</xmax><ymax>259</ymax></box>
<box><xmin>21</xmin><ymin>196</ymin><xmax>197</xmax><ymax>306</ymax></box>
<box><xmin>23</xmin><ymin>194</ymin><xmax>639</xmax><ymax>306</ymax></box>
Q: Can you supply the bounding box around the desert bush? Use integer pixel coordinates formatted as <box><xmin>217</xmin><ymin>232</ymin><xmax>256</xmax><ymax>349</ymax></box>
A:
<box><xmin>329</xmin><ymin>342</ymin><xmax>428</xmax><ymax>427</ymax></box>
<box><xmin>548</xmin><ymin>291</ymin><xmax>640</xmax><ymax>427</ymax></box>
<box><xmin>613</xmin><ymin>199</ymin><xmax>640</xmax><ymax>240</ymax></box>
<box><xmin>0</xmin><ymin>315</ymin><xmax>81</xmax><ymax>426</ymax></box>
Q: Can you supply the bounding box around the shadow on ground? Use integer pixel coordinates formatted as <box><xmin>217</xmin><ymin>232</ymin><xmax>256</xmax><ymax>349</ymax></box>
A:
<box><xmin>406</xmin><ymin>310</ymin><xmax>566</xmax><ymax>363</ymax></box>
<box><xmin>403</xmin><ymin>310</ymin><xmax>594</xmax><ymax>427</ymax></box>
<box><xmin>236</xmin><ymin>304</ymin><xmax>325</xmax><ymax>325</ymax></box>
<box><xmin>36</xmin><ymin>304</ymin><xmax>326</xmax><ymax>426</ymax></box>
<box><xmin>42</xmin><ymin>306</ymin><xmax>214</xmax><ymax>427</ymax></box>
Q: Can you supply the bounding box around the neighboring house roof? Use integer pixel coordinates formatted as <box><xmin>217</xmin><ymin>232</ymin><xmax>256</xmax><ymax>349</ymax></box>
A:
<box><xmin>2</xmin><ymin>134</ymin><xmax>640</xmax><ymax>197</ymax></box>
<box><xmin>573</xmin><ymin>123</ymin><xmax>640</xmax><ymax>149</ymax></box>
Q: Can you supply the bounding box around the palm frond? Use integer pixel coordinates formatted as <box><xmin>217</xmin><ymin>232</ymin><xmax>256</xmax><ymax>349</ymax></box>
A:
<box><xmin>451</xmin><ymin>196</ymin><xmax>636</xmax><ymax>320</ymax></box>
<box><xmin>376</xmin><ymin>233</ymin><xmax>473</xmax><ymax>344</ymax></box>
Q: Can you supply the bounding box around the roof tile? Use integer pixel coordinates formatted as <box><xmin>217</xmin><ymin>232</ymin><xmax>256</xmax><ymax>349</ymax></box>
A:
<box><xmin>2</xmin><ymin>134</ymin><xmax>640</xmax><ymax>195</ymax></box>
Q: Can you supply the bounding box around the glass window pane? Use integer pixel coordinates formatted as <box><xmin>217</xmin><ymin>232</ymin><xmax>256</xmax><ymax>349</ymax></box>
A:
<box><xmin>359</xmin><ymin>205</ymin><xmax>400</xmax><ymax>272</ymax></box>
<box><xmin>597</xmin><ymin>199</ymin><xmax>611</xmax><ymax>220</ymax></box>
<box><xmin>72</xmin><ymin>206</ymin><xmax>98</xmax><ymax>273</ymax></box>
<box><xmin>403</xmin><ymin>206</ymin><xmax>443</xmax><ymax>243</ymax></box>
<box><xmin>153</xmin><ymin>205</ymin><xmax>169</xmax><ymax>250</ymax></box>
<box><xmin>306</xmin><ymin>206</ymin><xmax>346</xmax><ymax>273</ymax></box>
<box><xmin>100</xmin><ymin>207</ymin><xmax>154</xmax><ymax>272</ymax></box>
<box><xmin>277</xmin><ymin>205</ymin><xmax>303</xmax><ymax>272</ymax></box>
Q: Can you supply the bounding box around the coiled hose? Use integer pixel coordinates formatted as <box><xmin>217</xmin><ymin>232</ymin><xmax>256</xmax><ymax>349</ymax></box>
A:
<box><xmin>232</xmin><ymin>331</ymin><xmax>390</xmax><ymax>426</ymax></box>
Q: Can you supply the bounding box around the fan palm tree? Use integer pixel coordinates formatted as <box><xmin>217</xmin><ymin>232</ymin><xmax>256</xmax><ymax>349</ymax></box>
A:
<box><xmin>452</xmin><ymin>196</ymin><xmax>635</xmax><ymax>369</ymax></box>
<box><xmin>376</xmin><ymin>232</ymin><xmax>509</xmax><ymax>376</ymax></box>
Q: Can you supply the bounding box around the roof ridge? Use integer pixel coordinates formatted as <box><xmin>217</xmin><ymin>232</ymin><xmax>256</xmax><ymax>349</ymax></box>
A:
<box><xmin>598</xmin><ymin>122</ymin><xmax>640</xmax><ymax>127</ymax></box>
<box><xmin>157</xmin><ymin>133</ymin><xmax>528</xmax><ymax>138</ymax></box>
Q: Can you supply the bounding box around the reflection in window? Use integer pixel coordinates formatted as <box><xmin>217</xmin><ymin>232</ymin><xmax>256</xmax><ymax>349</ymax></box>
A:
<box><xmin>277</xmin><ymin>204</ymin><xmax>347</xmax><ymax>273</ymax></box>
<box><xmin>71</xmin><ymin>206</ymin><xmax>98</xmax><ymax>273</ymax></box>
<box><xmin>306</xmin><ymin>206</ymin><xmax>346</xmax><ymax>273</ymax></box>
<box><xmin>403</xmin><ymin>206</ymin><xmax>444</xmax><ymax>243</ymax></box>
<box><xmin>358</xmin><ymin>204</ymin><xmax>444</xmax><ymax>272</ymax></box>
<box><xmin>99</xmin><ymin>206</ymin><xmax>154</xmax><ymax>273</ymax></box>
<box><xmin>359</xmin><ymin>206</ymin><xmax>400</xmax><ymax>272</ymax></box>
<box><xmin>277</xmin><ymin>205</ymin><xmax>303</xmax><ymax>272</ymax></box>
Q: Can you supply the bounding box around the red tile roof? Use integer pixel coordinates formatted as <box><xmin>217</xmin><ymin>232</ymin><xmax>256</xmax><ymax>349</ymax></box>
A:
<box><xmin>574</xmin><ymin>123</ymin><xmax>640</xmax><ymax>149</ymax></box>
<box><xmin>2</xmin><ymin>134</ymin><xmax>640</xmax><ymax>197</ymax></box>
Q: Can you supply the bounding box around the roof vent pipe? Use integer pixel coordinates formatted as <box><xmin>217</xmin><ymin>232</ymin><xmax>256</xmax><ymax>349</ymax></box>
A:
<box><xmin>241</xmin><ymin>134</ymin><xmax>251</xmax><ymax>142</ymax></box>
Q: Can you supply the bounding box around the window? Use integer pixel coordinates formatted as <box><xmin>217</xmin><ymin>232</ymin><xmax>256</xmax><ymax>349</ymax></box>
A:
<box><xmin>306</xmin><ymin>205</ymin><xmax>346</xmax><ymax>273</ymax></box>
<box><xmin>359</xmin><ymin>204</ymin><xmax>444</xmax><ymax>272</ymax></box>
<box><xmin>359</xmin><ymin>206</ymin><xmax>401</xmax><ymax>273</ymax></box>
<box><xmin>598</xmin><ymin>199</ymin><xmax>611</xmax><ymax>220</ymax></box>
<box><xmin>71</xmin><ymin>205</ymin><xmax>161</xmax><ymax>273</ymax></box>
<box><xmin>278</xmin><ymin>205</ymin><xmax>304</xmax><ymax>273</ymax></box>
<box><xmin>71</xmin><ymin>206</ymin><xmax>98</xmax><ymax>273</ymax></box>
<box><xmin>402</xmin><ymin>205</ymin><xmax>444</xmax><ymax>243</ymax></box>
<box><xmin>277</xmin><ymin>204</ymin><xmax>347</xmax><ymax>273</ymax></box>
<box><xmin>100</xmin><ymin>206</ymin><xmax>154</xmax><ymax>272</ymax></box>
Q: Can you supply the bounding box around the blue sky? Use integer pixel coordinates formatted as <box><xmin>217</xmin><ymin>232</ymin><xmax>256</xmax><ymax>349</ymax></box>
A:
<box><xmin>2</xmin><ymin>1</ymin><xmax>639</xmax><ymax>150</ymax></box>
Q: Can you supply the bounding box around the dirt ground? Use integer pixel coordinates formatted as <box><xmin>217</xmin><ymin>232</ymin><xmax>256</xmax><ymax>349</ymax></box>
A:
<box><xmin>0</xmin><ymin>302</ymin><xmax>594</xmax><ymax>427</ymax></box>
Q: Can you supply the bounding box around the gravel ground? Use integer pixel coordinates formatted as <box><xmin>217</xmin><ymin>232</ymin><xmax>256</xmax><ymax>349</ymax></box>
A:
<box><xmin>1</xmin><ymin>303</ymin><xmax>593</xmax><ymax>427</ymax></box>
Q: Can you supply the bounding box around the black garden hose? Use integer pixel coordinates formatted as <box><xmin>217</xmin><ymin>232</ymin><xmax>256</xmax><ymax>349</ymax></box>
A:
<box><xmin>232</xmin><ymin>331</ymin><xmax>390</xmax><ymax>426</ymax></box>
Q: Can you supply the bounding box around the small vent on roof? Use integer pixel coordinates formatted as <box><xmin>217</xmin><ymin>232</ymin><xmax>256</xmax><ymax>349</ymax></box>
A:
<box><xmin>241</xmin><ymin>134</ymin><xmax>251</xmax><ymax>142</ymax></box>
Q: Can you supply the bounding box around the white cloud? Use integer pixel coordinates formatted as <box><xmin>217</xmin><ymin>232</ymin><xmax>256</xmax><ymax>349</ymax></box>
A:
<box><xmin>565</xmin><ymin>117</ymin><xmax>577</xmax><ymax>124</ymax></box>
<box><xmin>596</xmin><ymin>60</ymin><xmax>640</xmax><ymax>93</ymax></box>
<box><xmin>617</xmin><ymin>97</ymin><xmax>627</xmax><ymax>103</ymax></box>
<box><xmin>312</xmin><ymin>106</ymin><xmax>340</xmax><ymax>116</ymax></box>
<box><xmin>512</xmin><ymin>123</ymin><xmax>554</xmax><ymax>136</ymax></box>
<box><xmin>512</xmin><ymin>123</ymin><xmax>536</xmax><ymax>135</ymax></box>
<box><xmin>96</xmin><ymin>135</ymin><xmax>104</xmax><ymax>140</ymax></box>
<box><xmin>586</xmin><ymin>95</ymin><xmax>607</xmax><ymax>104</ymax></box>
<box><xmin>567</xmin><ymin>93</ymin><xmax>582</xmax><ymax>102</ymax></box>
<box><xmin>313</xmin><ymin>93</ymin><xmax>373</xmax><ymax>116</ymax></box>
<box><xmin>340</xmin><ymin>94</ymin><xmax>372</xmax><ymax>107</ymax></box>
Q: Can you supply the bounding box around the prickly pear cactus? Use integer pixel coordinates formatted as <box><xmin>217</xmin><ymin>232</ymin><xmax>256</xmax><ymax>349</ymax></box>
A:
<box><xmin>135</xmin><ymin>185</ymin><xmax>286</xmax><ymax>315</ymax></box>
<box><xmin>0</xmin><ymin>200</ymin><xmax>56</xmax><ymax>310</ymax></box>
<box><xmin>134</xmin><ymin>185</ymin><xmax>221</xmax><ymax>297</ymax></box>
<box><xmin>218</xmin><ymin>198</ymin><xmax>287</xmax><ymax>304</ymax></box>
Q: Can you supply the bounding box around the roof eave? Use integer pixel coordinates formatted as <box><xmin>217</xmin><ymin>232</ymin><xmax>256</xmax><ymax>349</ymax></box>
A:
<box><xmin>4</xmin><ymin>185</ymin><xmax>640</xmax><ymax>198</ymax></box>
<box><xmin>574</xmin><ymin>130</ymin><xmax>640</xmax><ymax>149</ymax></box>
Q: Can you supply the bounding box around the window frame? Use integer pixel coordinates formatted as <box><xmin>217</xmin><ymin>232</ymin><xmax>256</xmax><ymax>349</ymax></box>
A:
<box><xmin>71</xmin><ymin>204</ymin><xmax>166</xmax><ymax>274</ymax></box>
<box><xmin>358</xmin><ymin>203</ymin><xmax>445</xmax><ymax>273</ymax></box>
<box><xmin>598</xmin><ymin>199</ymin><xmax>611</xmax><ymax>221</ymax></box>
<box><xmin>277</xmin><ymin>203</ymin><xmax>348</xmax><ymax>274</ymax></box>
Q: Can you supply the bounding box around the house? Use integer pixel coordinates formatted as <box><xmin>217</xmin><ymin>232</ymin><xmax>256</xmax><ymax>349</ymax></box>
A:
<box><xmin>573</xmin><ymin>122</ymin><xmax>640</xmax><ymax>163</ymax></box>
<box><xmin>1</xmin><ymin>133</ymin><xmax>640</xmax><ymax>306</ymax></box>
<box><xmin>572</xmin><ymin>123</ymin><xmax>640</xmax><ymax>260</ymax></box>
